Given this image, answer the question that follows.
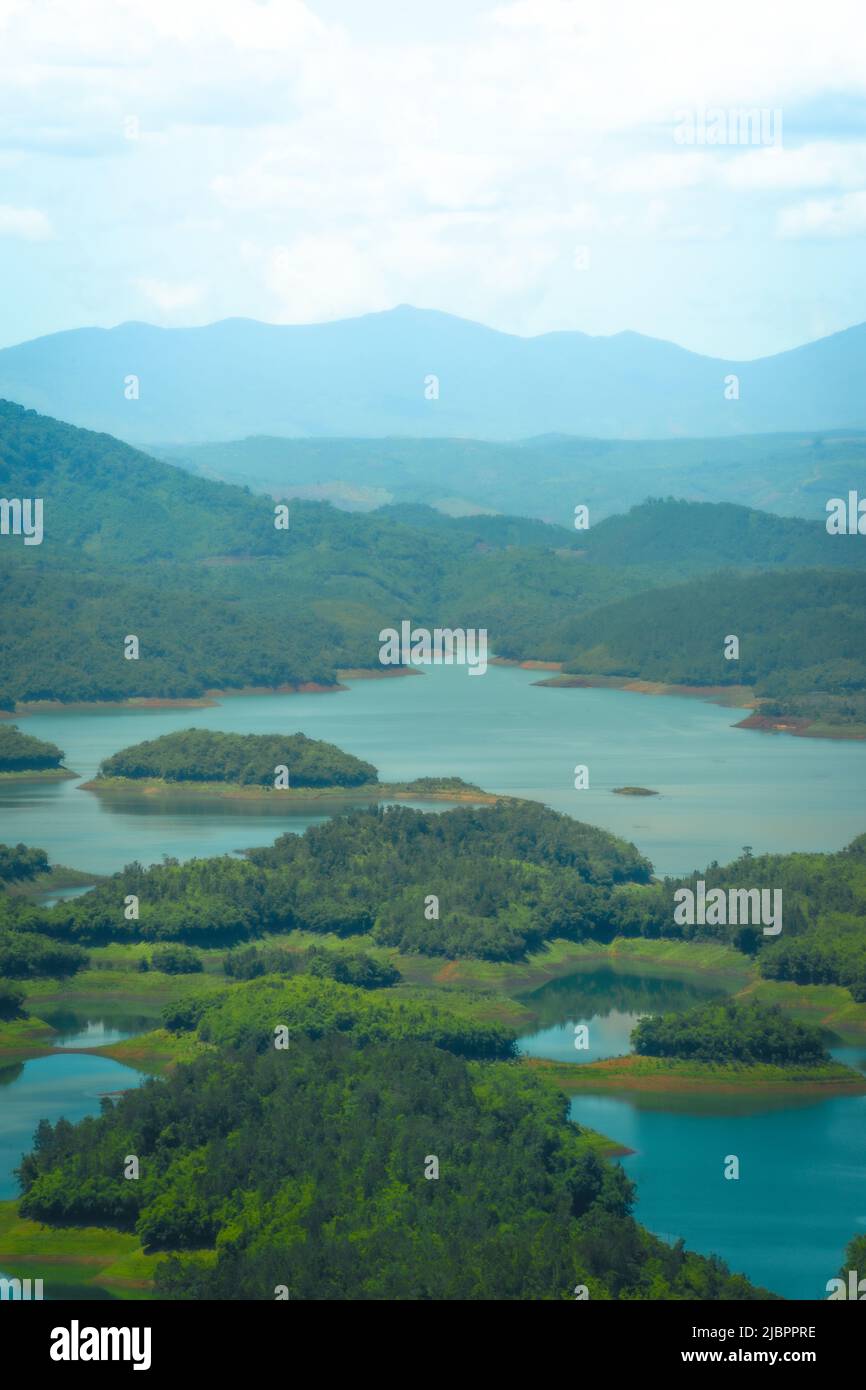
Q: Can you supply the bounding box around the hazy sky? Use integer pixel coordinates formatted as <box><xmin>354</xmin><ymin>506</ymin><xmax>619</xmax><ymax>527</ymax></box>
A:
<box><xmin>1</xmin><ymin>0</ymin><xmax>866</xmax><ymax>357</ymax></box>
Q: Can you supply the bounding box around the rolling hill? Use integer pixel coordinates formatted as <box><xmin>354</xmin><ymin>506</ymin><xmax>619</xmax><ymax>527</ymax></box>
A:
<box><xmin>2</xmin><ymin>400</ymin><xmax>864</xmax><ymax>731</ymax></box>
<box><xmin>156</xmin><ymin>429</ymin><xmax>866</xmax><ymax>526</ymax></box>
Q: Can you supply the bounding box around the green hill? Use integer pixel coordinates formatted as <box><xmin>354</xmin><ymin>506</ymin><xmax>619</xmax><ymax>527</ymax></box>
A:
<box><xmin>551</xmin><ymin>568</ymin><xmax>866</xmax><ymax>729</ymax></box>
<box><xmin>96</xmin><ymin>729</ymin><xmax>377</xmax><ymax>788</ymax></box>
<box><xmin>157</xmin><ymin>428</ymin><xmax>866</xmax><ymax>525</ymax></box>
<box><xmin>3</xmin><ymin>400</ymin><xmax>865</xmax><ymax>730</ymax></box>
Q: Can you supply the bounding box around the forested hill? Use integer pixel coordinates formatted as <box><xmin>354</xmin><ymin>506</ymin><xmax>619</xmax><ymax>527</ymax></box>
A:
<box><xmin>3</xmin><ymin>399</ymin><xmax>862</xmax><ymax>572</ymax></box>
<box><xmin>574</xmin><ymin>498</ymin><xmax>866</xmax><ymax>574</ymax></box>
<box><xmin>15</xmin><ymin>984</ymin><xmax>775</xmax><ymax>1299</ymax></box>
<box><xmin>3</xmin><ymin>808</ymin><xmax>866</xmax><ymax>988</ymax></box>
<box><xmin>548</xmin><ymin>568</ymin><xmax>866</xmax><ymax>730</ymax></box>
<box><xmin>0</xmin><ymin>399</ymin><xmax>281</xmax><ymax>563</ymax></box>
<box><xmin>97</xmin><ymin>729</ymin><xmax>377</xmax><ymax>788</ymax></box>
<box><xmin>2</xmin><ymin>400</ymin><xmax>865</xmax><ymax>729</ymax></box>
<box><xmin>157</xmin><ymin>429</ymin><xmax>866</xmax><ymax>525</ymax></box>
<box><xmin>1</xmin><ymin>802</ymin><xmax>653</xmax><ymax>956</ymax></box>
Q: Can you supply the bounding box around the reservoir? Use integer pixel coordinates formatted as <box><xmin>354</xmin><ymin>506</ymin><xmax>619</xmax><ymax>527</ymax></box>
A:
<box><xmin>3</xmin><ymin>662</ymin><xmax>865</xmax><ymax>878</ymax></box>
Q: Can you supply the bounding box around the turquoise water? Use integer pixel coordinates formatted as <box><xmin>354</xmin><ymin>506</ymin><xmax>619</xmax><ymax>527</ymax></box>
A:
<box><xmin>3</xmin><ymin>664</ymin><xmax>866</xmax><ymax>1299</ymax></box>
<box><xmin>516</xmin><ymin>969</ymin><xmax>866</xmax><ymax>1299</ymax></box>
<box><xmin>0</xmin><ymin>1052</ymin><xmax>144</xmax><ymax>1203</ymax></box>
<box><xmin>4</xmin><ymin>662</ymin><xmax>866</xmax><ymax>877</ymax></box>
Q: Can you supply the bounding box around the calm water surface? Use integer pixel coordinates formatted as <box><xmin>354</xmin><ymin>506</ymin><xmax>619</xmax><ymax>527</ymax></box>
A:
<box><xmin>3</xmin><ymin>662</ymin><xmax>865</xmax><ymax>877</ymax></box>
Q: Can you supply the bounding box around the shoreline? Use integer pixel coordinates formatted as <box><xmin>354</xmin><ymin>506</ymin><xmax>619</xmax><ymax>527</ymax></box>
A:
<box><xmin>523</xmin><ymin>1053</ymin><xmax>866</xmax><ymax>1098</ymax></box>
<box><xmin>524</xmin><ymin>669</ymin><xmax>866</xmax><ymax>742</ymax></box>
<box><xmin>77</xmin><ymin>776</ymin><xmax>503</xmax><ymax>804</ymax></box>
<box><xmin>1</xmin><ymin>668</ymin><xmax>422</xmax><ymax>719</ymax></box>
<box><xmin>1</xmin><ymin>682</ymin><xmax>345</xmax><ymax>717</ymax></box>
<box><xmin>0</xmin><ymin>767</ymin><xmax>78</xmax><ymax>781</ymax></box>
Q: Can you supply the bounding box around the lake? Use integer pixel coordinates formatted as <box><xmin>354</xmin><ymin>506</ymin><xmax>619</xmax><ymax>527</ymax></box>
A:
<box><xmin>2</xmin><ymin>663</ymin><xmax>866</xmax><ymax>1300</ymax></box>
<box><xmin>4</xmin><ymin>662</ymin><xmax>866</xmax><ymax>877</ymax></box>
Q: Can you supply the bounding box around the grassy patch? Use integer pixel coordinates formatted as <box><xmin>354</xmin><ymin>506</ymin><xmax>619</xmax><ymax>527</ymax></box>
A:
<box><xmin>0</xmin><ymin>1013</ymin><xmax>56</xmax><ymax>1061</ymax></box>
<box><xmin>391</xmin><ymin>936</ymin><xmax>755</xmax><ymax>994</ymax></box>
<box><xmin>524</xmin><ymin>1053</ymin><xmax>866</xmax><ymax>1096</ymax></box>
<box><xmin>90</xmin><ymin>1028</ymin><xmax>213</xmax><ymax>1075</ymax></box>
<box><xmin>736</xmin><ymin>978</ymin><xmax>866</xmax><ymax>1040</ymax></box>
<box><xmin>0</xmin><ymin>1199</ymin><xmax>160</xmax><ymax>1298</ymax></box>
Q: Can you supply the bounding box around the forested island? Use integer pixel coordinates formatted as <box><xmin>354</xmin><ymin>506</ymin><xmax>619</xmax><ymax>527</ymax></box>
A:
<box><xmin>82</xmin><ymin>729</ymin><xmax>496</xmax><ymax>806</ymax></box>
<box><xmin>0</xmin><ymin>724</ymin><xmax>73</xmax><ymax>779</ymax></box>
<box><xmin>89</xmin><ymin>728</ymin><xmax>378</xmax><ymax>790</ymax></box>
<box><xmin>3</xmin><ymin>806</ymin><xmax>866</xmax><ymax>992</ymax></box>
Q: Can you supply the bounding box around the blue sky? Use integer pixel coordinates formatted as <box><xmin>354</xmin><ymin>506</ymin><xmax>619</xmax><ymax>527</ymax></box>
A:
<box><xmin>1</xmin><ymin>0</ymin><xmax>865</xmax><ymax>358</ymax></box>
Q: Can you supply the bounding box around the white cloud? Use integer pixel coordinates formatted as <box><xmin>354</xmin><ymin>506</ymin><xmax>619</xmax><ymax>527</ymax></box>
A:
<box><xmin>0</xmin><ymin>204</ymin><xmax>53</xmax><ymax>239</ymax></box>
<box><xmin>1</xmin><ymin>0</ymin><xmax>866</xmax><ymax>351</ymax></box>
<box><xmin>778</xmin><ymin>190</ymin><xmax>866</xmax><ymax>237</ymax></box>
<box><xmin>135</xmin><ymin>278</ymin><xmax>206</xmax><ymax>312</ymax></box>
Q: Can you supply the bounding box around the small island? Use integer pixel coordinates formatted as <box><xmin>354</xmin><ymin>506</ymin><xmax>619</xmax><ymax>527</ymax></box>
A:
<box><xmin>612</xmin><ymin>786</ymin><xmax>658</xmax><ymax>796</ymax></box>
<box><xmin>0</xmin><ymin>724</ymin><xmax>76</xmax><ymax>781</ymax></box>
<box><xmin>80</xmin><ymin>729</ymin><xmax>501</xmax><ymax>805</ymax></box>
<box><xmin>526</xmin><ymin>1000</ymin><xmax>866</xmax><ymax>1098</ymax></box>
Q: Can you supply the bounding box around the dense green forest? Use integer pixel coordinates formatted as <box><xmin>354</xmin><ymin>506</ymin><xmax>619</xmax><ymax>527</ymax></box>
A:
<box><xmin>15</xmin><ymin>980</ymin><xmax>773</xmax><ymax>1299</ymax></box>
<box><xmin>3</xmin><ymin>401</ymin><xmax>866</xmax><ymax>729</ymax></box>
<box><xmin>670</xmin><ymin>837</ymin><xmax>866</xmax><ymax>1000</ymax></box>
<box><xmin>632</xmin><ymin>999</ymin><xmax>830</xmax><ymax>1065</ymax></box>
<box><xmin>4</xmin><ymin>812</ymin><xmax>866</xmax><ymax>1007</ymax></box>
<box><xmin>0</xmin><ymin>842</ymin><xmax>49</xmax><ymax>882</ymax></box>
<box><xmin>552</xmin><ymin>568</ymin><xmax>866</xmax><ymax>727</ymax></box>
<box><xmin>0</xmin><ymin>803</ymin><xmax>651</xmax><ymax>955</ymax></box>
<box><xmin>97</xmin><ymin>729</ymin><xmax>378</xmax><ymax>788</ymax></box>
<box><xmin>0</xmin><ymin>724</ymin><xmax>65</xmax><ymax>771</ymax></box>
<box><xmin>224</xmin><ymin>941</ymin><xmax>401</xmax><ymax>988</ymax></box>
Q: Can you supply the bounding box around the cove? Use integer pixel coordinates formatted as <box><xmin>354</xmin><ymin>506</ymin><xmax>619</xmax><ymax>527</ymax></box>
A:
<box><xmin>0</xmin><ymin>1051</ymin><xmax>145</xmax><ymax>1203</ymax></box>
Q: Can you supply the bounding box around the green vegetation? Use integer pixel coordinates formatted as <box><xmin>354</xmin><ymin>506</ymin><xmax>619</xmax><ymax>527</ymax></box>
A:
<box><xmin>180</xmin><ymin>975</ymin><xmax>516</xmax><ymax>1058</ymax></box>
<box><xmin>0</xmin><ymin>932</ymin><xmax>88</xmax><ymax>979</ymax></box>
<box><xmin>3</xmin><ymin>402</ymin><xmax>865</xmax><ymax>733</ymax></box>
<box><xmin>1</xmin><ymin>802</ymin><xmax>650</xmax><ymax>955</ymax></box>
<box><xmin>673</xmin><ymin>837</ymin><xmax>866</xmax><ymax>1001</ymax></box>
<box><xmin>527</xmin><ymin>1054</ymin><xmax>865</xmax><ymax>1097</ymax></box>
<box><xmin>147</xmin><ymin>945</ymin><xmax>204</xmax><ymax>975</ymax></box>
<box><xmin>96</xmin><ymin>728</ymin><xmax>377</xmax><ymax>788</ymax></box>
<box><xmin>632</xmin><ymin>999</ymin><xmax>830</xmax><ymax>1065</ymax></box>
<box><xmin>0</xmin><ymin>843</ymin><xmax>49</xmax><ymax>883</ymax></box>
<box><xmin>553</xmin><ymin>568</ymin><xmax>866</xmax><ymax>729</ymax></box>
<box><xmin>6</xmin><ymin>813</ymin><xmax>866</xmax><ymax>1036</ymax></box>
<box><xmin>0</xmin><ymin>979</ymin><xmax>25</xmax><ymax>1018</ymax></box>
<box><xmin>0</xmin><ymin>1200</ymin><xmax>160</xmax><ymax>1298</ymax></box>
<box><xmin>156</xmin><ymin>430</ymin><xmax>866</xmax><ymax>529</ymax></box>
<box><xmin>0</xmin><ymin>724</ymin><xmax>65</xmax><ymax>771</ymax></box>
<box><xmin>15</xmin><ymin>979</ymin><xmax>775</xmax><ymax>1300</ymax></box>
<box><xmin>0</xmin><ymin>844</ymin><xmax>90</xmax><ymax>980</ymax></box>
<box><xmin>224</xmin><ymin>942</ymin><xmax>400</xmax><ymax>988</ymax></box>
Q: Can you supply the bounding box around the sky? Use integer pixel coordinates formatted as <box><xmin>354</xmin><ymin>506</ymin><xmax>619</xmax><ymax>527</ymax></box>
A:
<box><xmin>1</xmin><ymin>0</ymin><xmax>865</xmax><ymax>358</ymax></box>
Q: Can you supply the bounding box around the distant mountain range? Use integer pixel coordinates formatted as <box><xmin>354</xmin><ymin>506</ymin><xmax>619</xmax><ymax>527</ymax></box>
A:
<box><xmin>157</xmin><ymin>430</ymin><xmax>866</xmax><ymax>525</ymax></box>
<box><xmin>2</xmin><ymin>305</ymin><xmax>866</xmax><ymax>445</ymax></box>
